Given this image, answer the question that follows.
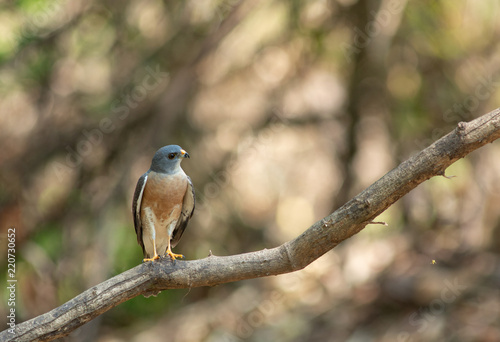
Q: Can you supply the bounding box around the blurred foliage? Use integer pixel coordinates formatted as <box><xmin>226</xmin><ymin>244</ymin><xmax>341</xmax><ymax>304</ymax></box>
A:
<box><xmin>1</xmin><ymin>0</ymin><xmax>500</xmax><ymax>341</ymax></box>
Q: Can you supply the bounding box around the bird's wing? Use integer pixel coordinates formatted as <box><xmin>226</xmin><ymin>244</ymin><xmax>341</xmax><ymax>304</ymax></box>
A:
<box><xmin>132</xmin><ymin>171</ymin><xmax>149</xmax><ymax>254</ymax></box>
<box><xmin>171</xmin><ymin>175</ymin><xmax>195</xmax><ymax>248</ymax></box>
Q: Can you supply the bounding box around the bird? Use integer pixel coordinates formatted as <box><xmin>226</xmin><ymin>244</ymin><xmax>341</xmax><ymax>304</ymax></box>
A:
<box><xmin>132</xmin><ymin>145</ymin><xmax>195</xmax><ymax>262</ymax></box>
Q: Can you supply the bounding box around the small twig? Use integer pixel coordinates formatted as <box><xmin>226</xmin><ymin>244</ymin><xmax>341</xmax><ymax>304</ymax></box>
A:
<box><xmin>370</xmin><ymin>221</ymin><xmax>388</xmax><ymax>226</ymax></box>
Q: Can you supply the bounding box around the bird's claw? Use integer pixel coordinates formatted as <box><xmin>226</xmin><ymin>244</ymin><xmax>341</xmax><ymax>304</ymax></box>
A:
<box><xmin>165</xmin><ymin>250</ymin><xmax>184</xmax><ymax>260</ymax></box>
<box><xmin>143</xmin><ymin>254</ymin><xmax>160</xmax><ymax>262</ymax></box>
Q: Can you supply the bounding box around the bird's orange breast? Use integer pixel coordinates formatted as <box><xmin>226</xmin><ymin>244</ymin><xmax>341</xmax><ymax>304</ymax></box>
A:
<box><xmin>141</xmin><ymin>172</ymin><xmax>188</xmax><ymax>226</ymax></box>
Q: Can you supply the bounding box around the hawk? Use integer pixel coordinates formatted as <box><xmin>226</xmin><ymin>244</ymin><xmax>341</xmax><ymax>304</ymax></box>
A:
<box><xmin>132</xmin><ymin>145</ymin><xmax>195</xmax><ymax>261</ymax></box>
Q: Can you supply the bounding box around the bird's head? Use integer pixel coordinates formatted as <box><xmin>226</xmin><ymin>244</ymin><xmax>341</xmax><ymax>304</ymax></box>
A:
<box><xmin>150</xmin><ymin>145</ymin><xmax>190</xmax><ymax>173</ymax></box>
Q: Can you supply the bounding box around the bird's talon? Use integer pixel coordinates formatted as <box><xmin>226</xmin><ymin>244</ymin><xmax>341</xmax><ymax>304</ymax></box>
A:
<box><xmin>143</xmin><ymin>254</ymin><xmax>160</xmax><ymax>262</ymax></box>
<box><xmin>165</xmin><ymin>250</ymin><xmax>184</xmax><ymax>260</ymax></box>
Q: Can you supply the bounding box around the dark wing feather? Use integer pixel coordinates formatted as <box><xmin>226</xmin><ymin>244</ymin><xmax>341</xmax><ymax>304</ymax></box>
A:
<box><xmin>171</xmin><ymin>175</ymin><xmax>195</xmax><ymax>248</ymax></box>
<box><xmin>132</xmin><ymin>171</ymin><xmax>149</xmax><ymax>255</ymax></box>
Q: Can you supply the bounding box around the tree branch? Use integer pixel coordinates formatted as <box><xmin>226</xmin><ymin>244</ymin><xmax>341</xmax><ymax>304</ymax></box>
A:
<box><xmin>2</xmin><ymin>108</ymin><xmax>500</xmax><ymax>342</ymax></box>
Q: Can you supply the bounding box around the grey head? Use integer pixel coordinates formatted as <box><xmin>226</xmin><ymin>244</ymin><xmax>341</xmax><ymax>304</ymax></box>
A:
<box><xmin>150</xmin><ymin>145</ymin><xmax>190</xmax><ymax>174</ymax></box>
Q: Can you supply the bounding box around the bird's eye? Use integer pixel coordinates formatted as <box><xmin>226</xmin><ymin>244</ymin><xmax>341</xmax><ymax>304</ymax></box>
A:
<box><xmin>168</xmin><ymin>153</ymin><xmax>176</xmax><ymax>160</ymax></box>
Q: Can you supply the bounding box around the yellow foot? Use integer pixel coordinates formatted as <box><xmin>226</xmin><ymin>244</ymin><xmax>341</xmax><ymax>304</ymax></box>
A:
<box><xmin>143</xmin><ymin>254</ymin><xmax>160</xmax><ymax>262</ymax></box>
<box><xmin>165</xmin><ymin>249</ymin><xmax>184</xmax><ymax>260</ymax></box>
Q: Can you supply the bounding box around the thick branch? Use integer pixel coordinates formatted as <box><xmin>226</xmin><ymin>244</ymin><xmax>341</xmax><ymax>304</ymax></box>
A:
<box><xmin>2</xmin><ymin>108</ymin><xmax>500</xmax><ymax>342</ymax></box>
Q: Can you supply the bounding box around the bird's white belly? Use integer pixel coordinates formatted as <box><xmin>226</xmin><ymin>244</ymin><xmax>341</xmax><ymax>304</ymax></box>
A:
<box><xmin>142</xmin><ymin>205</ymin><xmax>181</xmax><ymax>256</ymax></box>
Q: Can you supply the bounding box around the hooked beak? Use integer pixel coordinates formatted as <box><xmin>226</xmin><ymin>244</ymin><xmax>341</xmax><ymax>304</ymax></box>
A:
<box><xmin>180</xmin><ymin>149</ymin><xmax>190</xmax><ymax>158</ymax></box>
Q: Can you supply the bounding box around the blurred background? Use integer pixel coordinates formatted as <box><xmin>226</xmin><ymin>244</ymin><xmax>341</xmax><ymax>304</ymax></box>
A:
<box><xmin>1</xmin><ymin>0</ymin><xmax>500</xmax><ymax>341</ymax></box>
